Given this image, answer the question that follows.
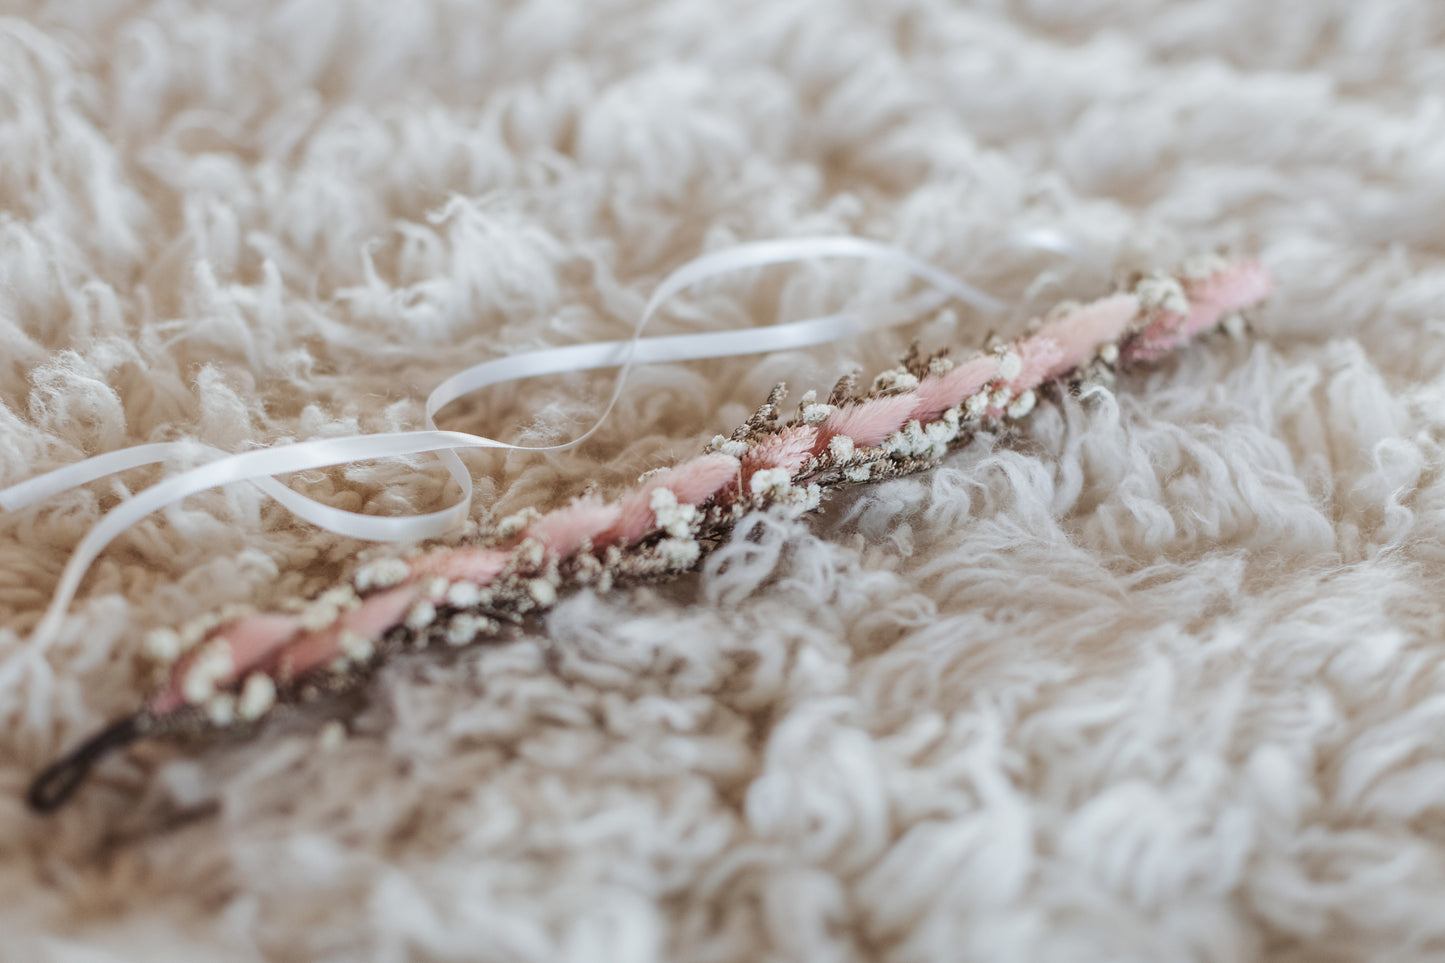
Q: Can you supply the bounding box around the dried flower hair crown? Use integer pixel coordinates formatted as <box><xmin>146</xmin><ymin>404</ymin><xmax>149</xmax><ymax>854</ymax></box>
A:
<box><xmin>3</xmin><ymin>234</ymin><xmax>1271</xmax><ymax>810</ymax></box>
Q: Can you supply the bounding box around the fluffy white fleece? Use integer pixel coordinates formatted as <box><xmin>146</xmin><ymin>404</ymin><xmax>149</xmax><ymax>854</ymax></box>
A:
<box><xmin>4</xmin><ymin>1</ymin><xmax>1445</xmax><ymax>960</ymax></box>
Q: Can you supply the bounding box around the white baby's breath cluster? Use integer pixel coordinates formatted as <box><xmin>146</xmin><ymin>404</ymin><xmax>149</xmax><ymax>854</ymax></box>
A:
<box><xmin>354</xmin><ymin>557</ymin><xmax>410</xmax><ymax>592</ymax></box>
<box><xmin>705</xmin><ymin>434</ymin><xmax>750</xmax><ymax>458</ymax></box>
<box><xmin>883</xmin><ymin>416</ymin><xmax>960</xmax><ymax>461</ymax></box>
<box><xmin>493</xmin><ymin>507</ymin><xmax>542</xmax><ymax>541</ymax></box>
<box><xmin>870</xmin><ymin>367</ymin><xmax>919</xmax><ymax>394</ymax></box>
<box><xmin>996</xmin><ymin>349</ymin><xmax>1023</xmax><ymax>381</ymax></box>
<box><xmin>237</xmin><ymin>673</ymin><xmax>277</xmax><ymax>721</ymax></box>
<box><xmin>144</xmin><ymin>602</ymin><xmax>249</xmax><ymax>665</ymax></box>
<box><xmin>650</xmin><ymin>487</ymin><xmax>698</xmax><ymax>538</ymax></box>
<box><xmin>445</xmin><ymin>613</ymin><xmax>498</xmax><ymax>648</ymax></box>
<box><xmin>801</xmin><ymin>403</ymin><xmax>834</xmax><ymax>425</ymax></box>
<box><xmin>300</xmin><ymin>586</ymin><xmax>361</xmax><ymax>632</ymax></box>
<box><xmin>1180</xmin><ymin>252</ymin><xmax>1228</xmax><ymax>281</ymax></box>
<box><xmin>181</xmin><ymin>639</ymin><xmax>233</xmax><ymax>704</ymax></box>
<box><xmin>1135</xmin><ymin>274</ymin><xmax>1190</xmax><ymax>316</ymax></box>
<box><xmin>1007</xmin><ymin>389</ymin><xmax>1037</xmax><ymax>419</ymax></box>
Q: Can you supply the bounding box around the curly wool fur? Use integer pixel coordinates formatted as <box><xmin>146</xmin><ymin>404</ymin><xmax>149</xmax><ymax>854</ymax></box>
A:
<box><xmin>4</xmin><ymin>1</ymin><xmax>1445</xmax><ymax>962</ymax></box>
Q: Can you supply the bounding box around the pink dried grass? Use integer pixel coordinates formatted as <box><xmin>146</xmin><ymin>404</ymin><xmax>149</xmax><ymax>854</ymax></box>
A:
<box><xmin>1127</xmin><ymin>311</ymin><xmax>1188</xmax><ymax>361</ymax></box>
<box><xmin>1182</xmin><ymin>259</ymin><xmax>1272</xmax><ymax>336</ymax></box>
<box><xmin>1129</xmin><ymin>261</ymin><xmax>1270</xmax><ymax>360</ymax></box>
<box><xmin>909</xmin><ymin>354</ymin><xmax>996</xmax><ymax>422</ymax></box>
<box><xmin>817</xmin><ymin>393</ymin><xmax>918</xmax><ymax>449</ymax></box>
<box><xmin>1035</xmin><ymin>293</ymin><xmax>1139</xmax><ymax>378</ymax></box>
<box><xmin>604</xmin><ymin>453</ymin><xmax>741</xmax><ymax>544</ymax></box>
<box><xmin>525</xmin><ymin>497</ymin><xmax>622</xmax><ymax>556</ymax></box>
<box><xmin>1006</xmin><ymin>335</ymin><xmax>1066</xmax><ymax>391</ymax></box>
<box><xmin>740</xmin><ymin>426</ymin><xmax>819</xmax><ymax>487</ymax></box>
<box><xmin>409</xmin><ymin>546</ymin><xmax>510</xmax><ymax>584</ymax></box>
<box><xmin>148</xmin><ymin>613</ymin><xmax>303</xmax><ymax>714</ymax></box>
<box><xmin>269</xmin><ymin>584</ymin><xmax>422</xmax><ymax>681</ymax></box>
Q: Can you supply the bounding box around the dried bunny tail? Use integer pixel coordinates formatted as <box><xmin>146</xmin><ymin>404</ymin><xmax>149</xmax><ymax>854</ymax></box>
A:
<box><xmin>817</xmin><ymin>394</ymin><xmax>918</xmax><ymax>449</ymax></box>
<box><xmin>147</xmin><ymin>613</ymin><xmax>303</xmax><ymax>715</ymax></box>
<box><xmin>1125</xmin><ymin>258</ymin><xmax>1268</xmax><ymax>361</ymax></box>
<box><xmin>907</xmin><ymin>355</ymin><xmax>997</xmax><ymax>423</ymax></box>
<box><xmin>1002</xmin><ymin>335</ymin><xmax>1066</xmax><ymax>392</ymax></box>
<box><xmin>405</xmin><ymin>546</ymin><xmax>511</xmax><ymax>584</ymax></box>
<box><xmin>26</xmin><ymin>255</ymin><xmax>1271</xmax><ymax>812</ymax></box>
<box><xmin>1036</xmin><ymin>293</ymin><xmax>1139</xmax><ymax>378</ymax></box>
<box><xmin>267</xmin><ymin>584</ymin><xmax>423</xmax><ymax>683</ymax></box>
<box><xmin>1181</xmin><ymin>258</ymin><xmax>1272</xmax><ymax>336</ymax></box>
<box><xmin>524</xmin><ymin>497</ymin><xmax>622</xmax><ymax>557</ymax></box>
<box><xmin>604</xmin><ymin>453</ymin><xmax>741</xmax><ymax>545</ymax></box>
<box><xmin>740</xmin><ymin>426</ymin><xmax>820</xmax><ymax>488</ymax></box>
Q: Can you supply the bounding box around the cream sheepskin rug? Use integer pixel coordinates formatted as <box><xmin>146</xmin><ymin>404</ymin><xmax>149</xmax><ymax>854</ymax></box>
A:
<box><xmin>5</xmin><ymin>1</ymin><xmax>1445</xmax><ymax>960</ymax></box>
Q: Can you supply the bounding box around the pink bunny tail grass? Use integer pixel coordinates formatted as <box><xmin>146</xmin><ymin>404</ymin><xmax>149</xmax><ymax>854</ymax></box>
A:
<box><xmin>1127</xmin><ymin>261</ymin><xmax>1269</xmax><ymax>361</ymax></box>
<box><xmin>1037</xmin><ymin>293</ymin><xmax>1140</xmax><ymax>378</ymax></box>
<box><xmin>651</xmin><ymin>453</ymin><xmax>744</xmax><ymax>504</ymax></box>
<box><xmin>270</xmin><ymin>584</ymin><xmax>422</xmax><ymax>682</ymax></box>
<box><xmin>818</xmin><ymin>393</ymin><xmax>918</xmax><ymax>449</ymax></box>
<box><xmin>1127</xmin><ymin>311</ymin><xmax>1188</xmax><ymax>362</ymax></box>
<box><xmin>525</xmin><ymin>497</ymin><xmax>622</xmax><ymax>556</ymax></box>
<box><xmin>740</xmin><ymin>426</ymin><xmax>820</xmax><ymax>488</ymax></box>
<box><xmin>148</xmin><ymin>613</ymin><xmax>303</xmax><ymax>715</ymax></box>
<box><xmin>604</xmin><ymin>453</ymin><xmax>741</xmax><ymax>544</ymax></box>
<box><xmin>408</xmin><ymin>546</ymin><xmax>511</xmax><ymax>584</ymax></box>
<box><xmin>1181</xmin><ymin>259</ymin><xmax>1272</xmax><ymax>337</ymax></box>
<box><xmin>909</xmin><ymin>354</ymin><xmax>997</xmax><ymax>423</ymax></box>
<box><xmin>1005</xmin><ymin>335</ymin><xmax>1066</xmax><ymax>392</ymax></box>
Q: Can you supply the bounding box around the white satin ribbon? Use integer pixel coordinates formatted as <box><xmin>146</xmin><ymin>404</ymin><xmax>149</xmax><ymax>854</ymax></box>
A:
<box><xmin>1</xmin><ymin>230</ymin><xmax>1101</xmax><ymax>654</ymax></box>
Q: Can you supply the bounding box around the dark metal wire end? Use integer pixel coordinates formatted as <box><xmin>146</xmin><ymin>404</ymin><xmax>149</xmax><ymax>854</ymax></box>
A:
<box><xmin>26</xmin><ymin>715</ymin><xmax>144</xmax><ymax>814</ymax></box>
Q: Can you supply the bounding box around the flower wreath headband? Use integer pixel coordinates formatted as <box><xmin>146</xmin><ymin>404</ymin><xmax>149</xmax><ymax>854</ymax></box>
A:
<box><xmin>2</xmin><ymin>231</ymin><xmax>1271</xmax><ymax>811</ymax></box>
